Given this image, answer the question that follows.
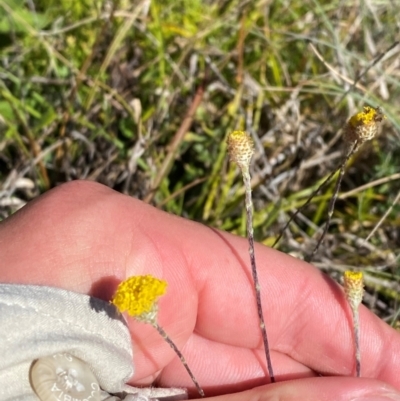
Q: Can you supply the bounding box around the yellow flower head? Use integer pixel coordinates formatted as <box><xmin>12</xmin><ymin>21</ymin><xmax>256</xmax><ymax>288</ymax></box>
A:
<box><xmin>111</xmin><ymin>275</ymin><xmax>167</xmax><ymax>321</ymax></box>
<box><xmin>227</xmin><ymin>130</ymin><xmax>254</xmax><ymax>169</ymax></box>
<box><xmin>345</xmin><ymin>106</ymin><xmax>385</xmax><ymax>144</ymax></box>
<box><xmin>343</xmin><ymin>271</ymin><xmax>364</xmax><ymax>310</ymax></box>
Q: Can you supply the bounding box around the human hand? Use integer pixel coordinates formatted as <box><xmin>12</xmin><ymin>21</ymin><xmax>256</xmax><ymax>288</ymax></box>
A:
<box><xmin>1</xmin><ymin>180</ymin><xmax>400</xmax><ymax>401</ymax></box>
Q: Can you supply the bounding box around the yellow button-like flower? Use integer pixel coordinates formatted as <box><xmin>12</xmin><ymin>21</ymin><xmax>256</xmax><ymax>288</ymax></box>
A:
<box><xmin>227</xmin><ymin>130</ymin><xmax>254</xmax><ymax>169</ymax></box>
<box><xmin>343</xmin><ymin>270</ymin><xmax>364</xmax><ymax>310</ymax></box>
<box><xmin>111</xmin><ymin>275</ymin><xmax>167</xmax><ymax>319</ymax></box>
<box><xmin>345</xmin><ymin>106</ymin><xmax>385</xmax><ymax>144</ymax></box>
<box><xmin>112</xmin><ymin>275</ymin><xmax>204</xmax><ymax>396</ymax></box>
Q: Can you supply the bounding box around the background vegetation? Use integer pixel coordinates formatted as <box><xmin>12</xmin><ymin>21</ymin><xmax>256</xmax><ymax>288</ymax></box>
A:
<box><xmin>1</xmin><ymin>0</ymin><xmax>399</xmax><ymax>323</ymax></box>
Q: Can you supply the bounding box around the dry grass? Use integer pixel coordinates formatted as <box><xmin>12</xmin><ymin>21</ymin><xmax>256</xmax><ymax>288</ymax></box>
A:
<box><xmin>1</xmin><ymin>0</ymin><xmax>400</xmax><ymax>324</ymax></box>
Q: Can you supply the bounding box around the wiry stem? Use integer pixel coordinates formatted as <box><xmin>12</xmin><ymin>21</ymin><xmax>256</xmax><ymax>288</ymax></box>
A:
<box><xmin>306</xmin><ymin>142</ymin><xmax>357</xmax><ymax>262</ymax></box>
<box><xmin>343</xmin><ymin>271</ymin><xmax>364</xmax><ymax>378</ymax></box>
<box><xmin>226</xmin><ymin>130</ymin><xmax>275</xmax><ymax>383</ymax></box>
<box><xmin>111</xmin><ymin>276</ymin><xmax>204</xmax><ymax>397</ymax></box>
<box><xmin>271</xmin><ymin>166</ymin><xmax>340</xmax><ymax>249</ymax></box>
<box><xmin>351</xmin><ymin>306</ymin><xmax>361</xmax><ymax>377</ymax></box>
<box><xmin>275</xmin><ymin>106</ymin><xmax>385</xmax><ymax>258</ymax></box>
<box><xmin>241</xmin><ymin>165</ymin><xmax>275</xmax><ymax>383</ymax></box>
<box><xmin>152</xmin><ymin>322</ymin><xmax>205</xmax><ymax>397</ymax></box>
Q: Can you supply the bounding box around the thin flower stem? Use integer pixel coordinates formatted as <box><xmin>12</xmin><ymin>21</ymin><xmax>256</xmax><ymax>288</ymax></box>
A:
<box><xmin>351</xmin><ymin>305</ymin><xmax>361</xmax><ymax>377</ymax></box>
<box><xmin>343</xmin><ymin>271</ymin><xmax>364</xmax><ymax>378</ymax></box>
<box><xmin>226</xmin><ymin>130</ymin><xmax>275</xmax><ymax>383</ymax></box>
<box><xmin>153</xmin><ymin>322</ymin><xmax>205</xmax><ymax>397</ymax></box>
<box><xmin>112</xmin><ymin>276</ymin><xmax>204</xmax><ymax>397</ymax></box>
<box><xmin>241</xmin><ymin>165</ymin><xmax>275</xmax><ymax>383</ymax></box>
<box><xmin>271</xmin><ymin>165</ymin><xmax>339</xmax><ymax>249</ymax></box>
<box><xmin>306</xmin><ymin>142</ymin><xmax>357</xmax><ymax>262</ymax></box>
<box><xmin>274</xmin><ymin>107</ymin><xmax>385</xmax><ymax>257</ymax></box>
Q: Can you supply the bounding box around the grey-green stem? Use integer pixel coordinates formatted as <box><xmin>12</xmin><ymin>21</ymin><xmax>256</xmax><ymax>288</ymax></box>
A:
<box><xmin>152</xmin><ymin>322</ymin><xmax>205</xmax><ymax>397</ymax></box>
<box><xmin>241</xmin><ymin>165</ymin><xmax>276</xmax><ymax>383</ymax></box>
<box><xmin>351</xmin><ymin>305</ymin><xmax>361</xmax><ymax>377</ymax></box>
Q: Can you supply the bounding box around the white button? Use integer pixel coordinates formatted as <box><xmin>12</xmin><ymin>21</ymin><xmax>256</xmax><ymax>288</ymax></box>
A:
<box><xmin>30</xmin><ymin>353</ymin><xmax>101</xmax><ymax>401</ymax></box>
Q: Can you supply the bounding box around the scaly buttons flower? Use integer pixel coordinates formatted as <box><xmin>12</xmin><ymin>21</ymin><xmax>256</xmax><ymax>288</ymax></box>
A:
<box><xmin>345</xmin><ymin>106</ymin><xmax>385</xmax><ymax>144</ymax></box>
<box><xmin>343</xmin><ymin>271</ymin><xmax>364</xmax><ymax>310</ymax></box>
<box><xmin>227</xmin><ymin>130</ymin><xmax>254</xmax><ymax>169</ymax></box>
<box><xmin>111</xmin><ymin>275</ymin><xmax>167</xmax><ymax>319</ymax></box>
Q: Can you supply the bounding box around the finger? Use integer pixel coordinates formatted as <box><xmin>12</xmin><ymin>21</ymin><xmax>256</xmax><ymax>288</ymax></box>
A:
<box><xmin>158</xmin><ymin>332</ymin><xmax>314</xmax><ymax>396</ymax></box>
<box><xmin>201</xmin><ymin>377</ymin><xmax>400</xmax><ymax>401</ymax></box>
<box><xmin>188</xmin><ymin>225</ymin><xmax>400</xmax><ymax>385</ymax></box>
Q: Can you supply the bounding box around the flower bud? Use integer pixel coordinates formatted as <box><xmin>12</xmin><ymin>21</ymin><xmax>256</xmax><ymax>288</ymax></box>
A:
<box><xmin>227</xmin><ymin>130</ymin><xmax>254</xmax><ymax>169</ymax></box>
<box><xmin>344</xmin><ymin>106</ymin><xmax>385</xmax><ymax>145</ymax></box>
<box><xmin>343</xmin><ymin>271</ymin><xmax>364</xmax><ymax>310</ymax></box>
